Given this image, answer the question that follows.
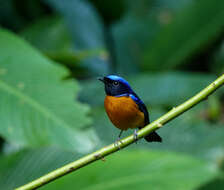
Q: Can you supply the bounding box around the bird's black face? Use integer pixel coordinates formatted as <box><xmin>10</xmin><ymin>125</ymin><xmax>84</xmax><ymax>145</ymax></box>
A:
<box><xmin>99</xmin><ymin>76</ymin><xmax>132</xmax><ymax>96</ymax></box>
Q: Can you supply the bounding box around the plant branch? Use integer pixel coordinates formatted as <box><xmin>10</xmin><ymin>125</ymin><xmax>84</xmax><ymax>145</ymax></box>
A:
<box><xmin>16</xmin><ymin>74</ymin><xmax>224</xmax><ymax>190</ymax></box>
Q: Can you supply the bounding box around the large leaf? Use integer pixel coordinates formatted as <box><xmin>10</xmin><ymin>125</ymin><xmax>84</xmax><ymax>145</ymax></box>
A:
<box><xmin>210</xmin><ymin>42</ymin><xmax>224</xmax><ymax>74</ymax></box>
<box><xmin>111</xmin><ymin>0</ymin><xmax>194</xmax><ymax>75</ymax></box>
<box><xmin>0</xmin><ymin>0</ymin><xmax>47</xmax><ymax>31</ymax></box>
<box><xmin>0</xmin><ymin>148</ymin><xmax>218</xmax><ymax>190</ymax></box>
<box><xmin>0</xmin><ymin>29</ymin><xmax>98</xmax><ymax>152</ymax></box>
<box><xmin>112</xmin><ymin>13</ymin><xmax>159</xmax><ymax>75</ymax></box>
<box><xmin>20</xmin><ymin>16</ymin><xmax>106</xmax><ymax>77</ymax></box>
<box><xmin>197</xmin><ymin>177</ymin><xmax>224</xmax><ymax>190</ymax></box>
<box><xmin>20</xmin><ymin>16</ymin><xmax>72</xmax><ymax>53</ymax></box>
<box><xmin>44</xmin><ymin>0</ymin><xmax>109</xmax><ymax>75</ymax></box>
<box><xmin>143</xmin><ymin>0</ymin><xmax>224</xmax><ymax>70</ymax></box>
<box><xmin>0</xmin><ymin>148</ymin><xmax>81</xmax><ymax>190</ymax></box>
<box><xmin>146</xmin><ymin>108</ymin><xmax>224</xmax><ymax>160</ymax></box>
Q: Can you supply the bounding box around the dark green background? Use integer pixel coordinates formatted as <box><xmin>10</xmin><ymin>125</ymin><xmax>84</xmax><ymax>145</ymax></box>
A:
<box><xmin>0</xmin><ymin>0</ymin><xmax>224</xmax><ymax>189</ymax></box>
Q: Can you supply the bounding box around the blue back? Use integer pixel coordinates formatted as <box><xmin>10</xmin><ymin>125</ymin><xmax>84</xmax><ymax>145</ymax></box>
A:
<box><xmin>130</xmin><ymin>93</ymin><xmax>150</xmax><ymax>125</ymax></box>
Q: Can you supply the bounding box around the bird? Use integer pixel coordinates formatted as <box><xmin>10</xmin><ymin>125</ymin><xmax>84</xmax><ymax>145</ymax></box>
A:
<box><xmin>98</xmin><ymin>75</ymin><xmax>162</xmax><ymax>143</ymax></box>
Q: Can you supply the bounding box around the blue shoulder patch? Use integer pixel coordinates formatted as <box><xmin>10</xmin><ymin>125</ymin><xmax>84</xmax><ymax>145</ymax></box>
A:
<box><xmin>115</xmin><ymin>93</ymin><xmax>129</xmax><ymax>97</ymax></box>
<box><xmin>129</xmin><ymin>93</ymin><xmax>150</xmax><ymax>125</ymax></box>
<box><xmin>129</xmin><ymin>94</ymin><xmax>143</xmax><ymax>105</ymax></box>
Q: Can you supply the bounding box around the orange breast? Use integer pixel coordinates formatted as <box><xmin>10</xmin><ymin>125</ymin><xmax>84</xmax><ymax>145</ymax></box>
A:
<box><xmin>104</xmin><ymin>95</ymin><xmax>145</xmax><ymax>130</ymax></box>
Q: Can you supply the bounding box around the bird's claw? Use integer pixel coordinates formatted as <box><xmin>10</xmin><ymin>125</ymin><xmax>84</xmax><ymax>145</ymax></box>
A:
<box><xmin>133</xmin><ymin>129</ymin><xmax>138</xmax><ymax>144</ymax></box>
<box><xmin>114</xmin><ymin>137</ymin><xmax>123</xmax><ymax>149</ymax></box>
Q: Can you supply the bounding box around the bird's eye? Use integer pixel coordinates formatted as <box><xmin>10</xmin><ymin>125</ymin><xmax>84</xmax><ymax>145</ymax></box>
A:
<box><xmin>113</xmin><ymin>81</ymin><xmax>119</xmax><ymax>85</ymax></box>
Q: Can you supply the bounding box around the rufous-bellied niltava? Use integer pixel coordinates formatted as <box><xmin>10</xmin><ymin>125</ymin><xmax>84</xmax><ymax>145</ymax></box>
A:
<box><xmin>99</xmin><ymin>75</ymin><xmax>162</xmax><ymax>143</ymax></box>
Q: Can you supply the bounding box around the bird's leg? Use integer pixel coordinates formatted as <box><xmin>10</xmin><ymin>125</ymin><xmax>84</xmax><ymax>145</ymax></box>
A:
<box><xmin>114</xmin><ymin>130</ymin><xmax>123</xmax><ymax>148</ymax></box>
<box><xmin>118</xmin><ymin>130</ymin><xmax>123</xmax><ymax>139</ymax></box>
<box><xmin>133</xmin><ymin>129</ymin><xmax>138</xmax><ymax>144</ymax></box>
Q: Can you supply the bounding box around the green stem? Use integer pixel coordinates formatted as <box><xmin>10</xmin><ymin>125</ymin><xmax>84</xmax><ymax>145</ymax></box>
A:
<box><xmin>16</xmin><ymin>74</ymin><xmax>224</xmax><ymax>190</ymax></box>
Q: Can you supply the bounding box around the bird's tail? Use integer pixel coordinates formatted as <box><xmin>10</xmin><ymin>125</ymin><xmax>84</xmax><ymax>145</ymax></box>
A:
<box><xmin>144</xmin><ymin>131</ymin><xmax>162</xmax><ymax>142</ymax></box>
<box><xmin>138</xmin><ymin>127</ymin><xmax>162</xmax><ymax>142</ymax></box>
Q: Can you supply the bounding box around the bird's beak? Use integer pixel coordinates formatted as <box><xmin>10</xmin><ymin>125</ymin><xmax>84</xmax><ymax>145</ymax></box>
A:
<box><xmin>98</xmin><ymin>77</ymin><xmax>105</xmax><ymax>83</ymax></box>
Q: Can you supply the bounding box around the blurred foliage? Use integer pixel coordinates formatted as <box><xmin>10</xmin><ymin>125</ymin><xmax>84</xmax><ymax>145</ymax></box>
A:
<box><xmin>20</xmin><ymin>15</ymin><xmax>106</xmax><ymax>77</ymax></box>
<box><xmin>0</xmin><ymin>147</ymin><xmax>81</xmax><ymax>190</ymax></box>
<box><xmin>0</xmin><ymin>149</ymin><xmax>218</xmax><ymax>190</ymax></box>
<box><xmin>44</xmin><ymin>0</ymin><xmax>109</xmax><ymax>76</ymax></box>
<box><xmin>143</xmin><ymin>0</ymin><xmax>224</xmax><ymax>71</ymax></box>
<box><xmin>89</xmin><ymin>0</ymin><xmax>126</xmax><ymax>25</ymax></box>
<box><xmin>0</xmin><ymin>29</ymin><xmax>98</xmax><ymax>153</ymax></box>
<box><xmin>0</xmin><ymin>0</ymin><xmax>224</xmax><ymax>189</ymax></box>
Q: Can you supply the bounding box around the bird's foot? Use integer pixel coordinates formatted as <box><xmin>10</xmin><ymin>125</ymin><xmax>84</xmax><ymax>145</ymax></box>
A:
<box><xmin>114</xmin><ymin>137</ymin><xmax>123</xmax><ymax>149</ymax></box>
<box><xmin>133</xmin><ymin>129</ymin><xmax>138</xmax><ymax>144</ymax></box>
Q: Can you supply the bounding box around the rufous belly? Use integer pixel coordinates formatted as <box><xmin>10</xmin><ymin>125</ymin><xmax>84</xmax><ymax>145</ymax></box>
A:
<box><xmin>104</xmin><ymin>95</ymin><xmax>145</xmax><ymax>130</ymax></box>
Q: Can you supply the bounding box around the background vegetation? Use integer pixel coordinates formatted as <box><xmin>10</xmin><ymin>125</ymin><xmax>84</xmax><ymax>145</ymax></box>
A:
<box><xmin>0</xmin><ymin>0</ymin><xmax>224</xmax><ymax>189</ymax></box>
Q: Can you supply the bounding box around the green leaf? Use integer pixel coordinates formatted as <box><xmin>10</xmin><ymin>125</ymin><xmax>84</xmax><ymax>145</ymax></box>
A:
<box><xmin>147</xmin><ymin>108</ymin><xmax>224</xmax><ymax>160</ymax></box>
<box><xmin>0</xmin><ymin>0</ymin><xmax>47</xmax><ymax>31</ymax></box>
<box><xmin>0</xmin><ymin>28</ymin><xmax>98</xmax><ymax>152</ymax></box>
<box><xmin>112</xmin><ymin>13</ymin><xmax>159</xmax><ymax>75</ymax></box>
<box><xmin>90</xmin><ymin>0</ymin><xmax>125</xmax><ymax>25</ymax></box>
<box><xmin>210</xmin><ymin>42</ymin><xmax>224</xmax><ymax>75</ymax></box>
<box><xmin>0</xmin><ymin>148</ymin><xmax>81</xmax><ymax>190</ymax></box>
<box><xmin>111</xmin><ymin>0</ymin><xmax>194</xmax><ymax>75</ymax></box>
<box><xmin>197</xmin><ymin>177</ymin><xmax>224</xmax><ymax>190</ymax></box>
<box><xmin>45</xmin><ymin>0</ymin><xmax>109</xmax><ymax>75</ymax></box>
<box><xmin>0</xmin><ymin>148</ymin><xmax>218</xmax><ymax>190</ymax></box>
<box><xmin>45</xmin><ymin>0</ymin><xmax>105</xmax><ymax>49</ymax></box>
<box><xmin>20</xmin><ymin>16</ymin><xmax>107</xmax><ymax>77</ymax></box>
<box><xmin>20</xmin><ymin>16</ymin><xmax>72</xmax><ymax>53</ymax></box>
<box><xmin>129</xmin><ymin>72</ymin><xmax>218</xmax><ymax>106</ymax></box>
<box><xmin>143</xmin><ymin>0</ymin><xmax>224</xmax><ymax>70</ymax></box>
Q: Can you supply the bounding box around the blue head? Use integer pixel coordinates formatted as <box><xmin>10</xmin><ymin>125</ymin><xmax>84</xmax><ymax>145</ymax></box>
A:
<box><xmin>99</xmin><ymin>75</ymin><xmax>133</xmax><ymax>96</ymax></box>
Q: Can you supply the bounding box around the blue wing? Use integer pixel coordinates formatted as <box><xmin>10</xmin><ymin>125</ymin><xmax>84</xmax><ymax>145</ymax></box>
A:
<box><xmin>129</xmin><ymin>93</ymin><xmax>150</xmax><ymax>125</ymax></box>
<box><xmin>130</xmin><ymin>93</ymin><xmax>162</xmax><ymax>142</ymax></box>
